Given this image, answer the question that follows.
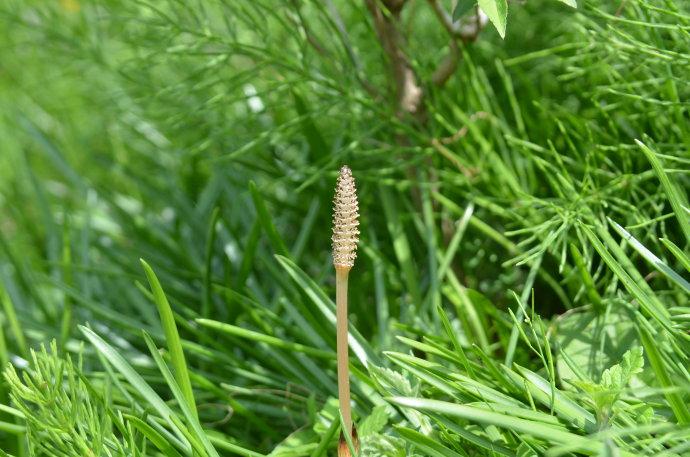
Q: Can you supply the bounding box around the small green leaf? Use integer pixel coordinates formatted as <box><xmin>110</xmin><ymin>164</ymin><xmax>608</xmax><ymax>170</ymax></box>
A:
<box><xmin>478</xmin><ymin>0</ymin><xmax>508</xmax><ymax>38</ymax></box>
<box><xmin>358</xmin><ymin>406</ymin><xmax>388</xmax><ymax>437</ymax></box>
<box><xmin>452</xmin><ymin>0</ymin><xmax>477</xmax><ymax>21</ymax></box>
<box><xmin>558</xmin><ymin>0</ymin><xmax>577</xmax><ymax>7</ymax></box>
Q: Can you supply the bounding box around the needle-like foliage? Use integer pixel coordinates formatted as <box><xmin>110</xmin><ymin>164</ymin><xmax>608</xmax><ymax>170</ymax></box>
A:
<box><xmin>0</xmin><ymin>0</ymin><xmax>689</xmax><ymax>455</ymax></box>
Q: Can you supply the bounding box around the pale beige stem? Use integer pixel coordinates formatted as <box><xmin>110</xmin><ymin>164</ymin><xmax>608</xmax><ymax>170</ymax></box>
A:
<box><xmin>336</xmin><ymin>266</ymin><xmax>352</xmax><ymax>436</ymax></box>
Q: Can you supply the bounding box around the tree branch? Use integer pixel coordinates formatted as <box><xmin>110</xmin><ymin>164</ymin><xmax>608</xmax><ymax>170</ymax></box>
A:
<box><xmin>427</xmin><ymin>0</ymin><xmax>489</xmax><ymax>43</ymax></box>
<box><xmin>364</xmin><ymin>0</ymin><xmax>422</xmax><ymax>117</ymax></box>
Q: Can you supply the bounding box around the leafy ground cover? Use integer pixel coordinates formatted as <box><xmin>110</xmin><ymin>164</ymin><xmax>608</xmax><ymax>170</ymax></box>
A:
<box><xmin>0</xmin><ymin>0</ymin><xmax>689</xmax><ymax>455</ymax></box>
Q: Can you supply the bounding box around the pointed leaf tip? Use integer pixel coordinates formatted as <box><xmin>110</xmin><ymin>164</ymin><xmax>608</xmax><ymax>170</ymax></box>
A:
<box><xmin>478</xmin><ymin>0</ymin><xmax>507</xmax><ymax>39</ymax></box>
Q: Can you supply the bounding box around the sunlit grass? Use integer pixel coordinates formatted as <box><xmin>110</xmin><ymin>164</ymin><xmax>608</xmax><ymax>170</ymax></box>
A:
<box><xmin>0</xmin><ymin>0</ymin><xmax>689</xmax><ymax>455</ymax></box>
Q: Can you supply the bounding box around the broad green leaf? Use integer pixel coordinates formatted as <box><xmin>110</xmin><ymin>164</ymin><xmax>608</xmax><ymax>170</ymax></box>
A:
<box><xmin>601</xmin><ymin>346</ymin><xmax>643</xmax><ymax>390</ymax></box>
<box><xmin>268</xmin><ymin>428</ymin><xmax>318</xmax><ymax>456</ymax></box>
<box><xmin>555</xmin><ymin>307</ymin><xmax>637</xmax><ymax>383</ymax></box>
<box><xmin>478</xmin><ymin>0</ymin><xmax>508</xmax><ymax>38</ymax></box>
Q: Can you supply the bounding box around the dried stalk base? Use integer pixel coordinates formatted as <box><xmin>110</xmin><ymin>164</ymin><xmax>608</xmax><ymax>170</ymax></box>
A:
<box><xmin>338</xmin><ymin>426</ymin><xmax>359</xmax><ymax>457</ymax></box>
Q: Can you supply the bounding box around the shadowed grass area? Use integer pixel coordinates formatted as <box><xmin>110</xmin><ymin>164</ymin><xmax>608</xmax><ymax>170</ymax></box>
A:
<box><xmin>0</xmin><ymin>0</ymin><xmax>689</xmax><ymax>455</ymax></box>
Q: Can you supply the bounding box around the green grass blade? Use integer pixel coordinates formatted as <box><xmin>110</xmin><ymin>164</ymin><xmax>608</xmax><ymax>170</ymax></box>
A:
<box><xmin>394</xmin><ymin>426</ymin><xmax>466</xmax><ymax>457</ymax></box>
<box><xmin>581</xmin><ymin>224</ymin><xmax>674</xmax><ymax>334</ymax></box>
<box><xmin>389</xmin><ymin>397</ymin><xmax>611</xmax><ymax>455</ymax></box>
<box><xmin>124</xmin><ymin>415</ymin><xmax>185</xmax><ymax>457</ymax></box>
<box><xmin>569</xmin><ymin>243</ymin><xmax>603</xmax><ymax>311</ymax></box>
<box><xmin>379</xmin><ymin>185</ymin><xmax>421</xmax><ymax>306</ymax></box>
<box><xmin>275</xmin><ymin>255</ymin><xmax>378</xmax><ymax>367</ymax></box>
<box><xmin>637</xmin><ymin>139</ymin><xmax>690</xmax><ymax>244</ymax></box>
<box><xmin>610</xmin><ymin>219</ymin><xmax>690</xmax><ymax>294</ymax></box>
<box><xmin>196</xmin><ymin>318</ymin><xmax>335</xmax><ymax>359</ymax></box>
<box><xmin>142</xmin><ymin>332</ymin><xmax>221</xmax><ymax>457</ymax></box>
<box><xmin>637</xmin><ymin>323</ymin><xmax>690</xmax><ymax>425</ymax></box>
<box><xmin>79</xmin><ymin>325</ymin><xmax>190</xmax><ymax>451</ymax></box>
<box><xmin>249</xmin><ymin>181</ymin><xmax>289</xmax><ymax>257</ymax></box>
<box><xmin>202</xmin><ymin>207</ymin><xmax>221</xmax><ymax>319</ymax></box>
<box><xmin>0</xmin><ymin>286</ymin><xmax>28</xmax><ymax>360</ymax></box>
<box><xmin>660</xmin><ymin>237</ymin><xmax>690</xmax><ymax>274</ymax></box>
<box><xmin>309</xmin><ymin>416</ymin><xmax>339</xmax><ymax>457</ymax></box>
<box><xmin>505</xmin><ymin>255</ymin><xmax>542</xmax><ymax>366</ymax></box>
<box><xmin>140</xmin><ymin>259</ymin><xmax>198</xmax><ymax>420</ymax></box>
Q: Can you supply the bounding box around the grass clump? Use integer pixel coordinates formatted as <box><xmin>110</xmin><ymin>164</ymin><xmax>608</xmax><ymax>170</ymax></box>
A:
<box><xmin>0</xmin><ymin>0</ymin><xmax>689</xmax><ymax>456</ymax></box>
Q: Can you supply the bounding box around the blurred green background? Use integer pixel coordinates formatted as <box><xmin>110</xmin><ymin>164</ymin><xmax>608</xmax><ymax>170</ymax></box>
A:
<box><xmin>1</xmin><ymin>0</ymin><xmax>689</xmax><ymax>455</ymax></box>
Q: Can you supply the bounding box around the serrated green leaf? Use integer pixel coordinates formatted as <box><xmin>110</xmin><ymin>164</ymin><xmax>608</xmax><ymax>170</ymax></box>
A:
<box><xmin>358</xmin><ymin>405</ymin><xmax>388</xmax><ymax>437</ymax></box>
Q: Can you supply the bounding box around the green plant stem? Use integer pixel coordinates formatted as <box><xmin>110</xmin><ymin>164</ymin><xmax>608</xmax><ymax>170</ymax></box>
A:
<box><xmin>59</xmin><ymin>224</ymin><xmax>73</xmax><ymax>348</ymax></box>
<box><xmin>336</xmin><ymin>266</ymin><xmax>352</xmax><ymax>436</ymax></box>
<box><xmin>0</xmin><ymin>287</ymin><xmax>28</xmax><ymax>360</ymax></box>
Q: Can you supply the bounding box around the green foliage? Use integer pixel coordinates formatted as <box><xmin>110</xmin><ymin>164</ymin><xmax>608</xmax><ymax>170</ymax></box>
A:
<box><xmin>1</xmin><ymin>0</ymin><xmax>690</xmax><ymax>455</ymax></box>
<box><xmin>574</xmin><ymin>347</ymin><xmax>644</xmax><ymax>426</ymax></box>
<box><xmin>478</xmin><ymin>0</ymin><xmax>509</xmax><ymax>38</ymax></box>
<box><xmin>4</xmin><ymin>342</ymin><xmax>133</xmax><ymax>456</ymax></box>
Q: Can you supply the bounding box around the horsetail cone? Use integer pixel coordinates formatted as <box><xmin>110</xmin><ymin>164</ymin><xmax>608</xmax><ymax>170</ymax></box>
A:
<box><xmin>333</xmin><ymin>165</ymin><xmax>359</xmax><ymax>447</ymax></box>
<box><xmin>332</xmin><ymin>166</ymin><xmax>360</xmax><ymax>269</ymax></box>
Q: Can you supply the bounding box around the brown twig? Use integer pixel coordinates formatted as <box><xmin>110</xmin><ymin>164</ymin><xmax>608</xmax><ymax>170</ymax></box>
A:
<box><xmin>427</xmin><ymin>0</ymin><xmax>488</xmax><ymax>43</ymax></box>
<box><xmin>432</xmin><ymin>39</ymin><xmax>460</xmax><ymax>87</ymax></box>
<box><xmin>364</xmin><ymin>0</ymin><xmax>423</xmax><ymax>117</ymax></box>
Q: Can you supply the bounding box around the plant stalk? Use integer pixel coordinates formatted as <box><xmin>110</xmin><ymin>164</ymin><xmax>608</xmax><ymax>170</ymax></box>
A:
<box><xmin>336</xmin><ymin>265</ymin><xmax>352</xmax><ymax>436</ymax></box>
